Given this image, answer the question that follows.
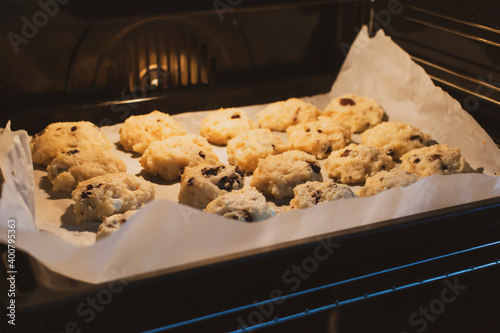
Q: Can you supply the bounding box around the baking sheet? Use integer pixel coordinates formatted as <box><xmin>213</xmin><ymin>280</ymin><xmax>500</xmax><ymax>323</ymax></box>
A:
<box><xmin>1</xmin><ymin>26</ymin><xmax>500</xmax><ymax>284</ymax></box>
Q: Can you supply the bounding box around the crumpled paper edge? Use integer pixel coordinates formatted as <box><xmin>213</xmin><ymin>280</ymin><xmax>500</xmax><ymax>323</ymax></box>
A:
<box><xmin>0</xmin><ymin>122</ymin><xmax>37</xmax><ymax>231</ymax></box>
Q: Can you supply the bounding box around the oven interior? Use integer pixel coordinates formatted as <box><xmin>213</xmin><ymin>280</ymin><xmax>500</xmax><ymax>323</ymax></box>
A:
<box><xmin>0</xmin><ymin>0</ymin><xmax>499</xmax><ymax>332</ymax></box>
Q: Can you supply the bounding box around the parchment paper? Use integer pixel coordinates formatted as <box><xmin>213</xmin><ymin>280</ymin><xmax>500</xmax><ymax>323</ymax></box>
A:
<box><xmin>1</xmin><ymin>26</ymin><xmax>499</xmax><ymax>284</ymax></box>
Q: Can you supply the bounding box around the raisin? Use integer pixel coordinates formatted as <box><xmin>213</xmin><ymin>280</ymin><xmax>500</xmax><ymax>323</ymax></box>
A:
<box><xmin>429</xmin><ymin>154</ymin><xmax>441</xmax><ymax>161</ymax></box>
<box><xmin>230</xmin><ymin>172</ymin><xmax>240</xmax><ymax>181</ymax></box>
<box><xmin>80</xmin><ymin>191</ymin><xmax>92</xmax><ymax>199</ymax></box>
<box><xmin>317</xmin><ymin>129</ymin><xmax>322</xmax><ymax>133</ymax></box>
<box><xmin>339</xmin><ymin>98</ymin><xmax>355</xmax><ymax>106</ymax></box>
<box><xmin>312</xmin><ymin>190</ymin><xmax>321</xmax><ymax>204</ymax></box>
<box><xmin>71</xmin><ymin>126</ymin><xmax>77</xmax><ymax>131</ymax></box>
<box><xmin>187</xmin><ymin>177</ymin><xmax>195</xmax><ymax>186</ymax></box>
<box><xmin>242</xmin><ymin>209</ymin><xmax>253</xmax><ymax>222</ymax></box>
<box><xmin>306</xmin><ymin>161</ymin><xmax>321</xmax><ymax>174</ymax></box>
<box><xmin>410</xmin><ymin>135</ymin><xmax>421</xmax><ymax>141</ymax></box>
<box><xmin>235</xmin><ymin>167</ymin><xmax>244</xmax><ymax>177</ymax></box>
<box><xmin>306</xmin><ymin>128</ymin><xmax>310</xmax><ymax>132</ymax></box>
<box><xmin>66</xmin><ymin>149</ymin><xmax>79</xmax><ymax>155</ymax></box>
<box><xmin>202</xmin><ymin>165</ymin><xmax>224</xmax><ymax>177</ymax></box>
<box><xmin>199</xmin><ymin>151</ymin><xmax>206</xmax><ymax>159</ymax></box>
<box><xmin>231</xmin><ymin>114</ymin><xmax>241</xmax><ymax>119</ymax></box>
<box><xmin>86</xmin><ymin>184</ymin><xmax>94</xmax><ymax>190</ymax></box>
<box><xmin>216</xmin><ymin>176</ymin><xmax>235</xmax><ymax>191</ymax></box>
<box><xmin>341</xmin><ymin>150</ymin><xmax>351</xmax><ymax>157</ymax></box>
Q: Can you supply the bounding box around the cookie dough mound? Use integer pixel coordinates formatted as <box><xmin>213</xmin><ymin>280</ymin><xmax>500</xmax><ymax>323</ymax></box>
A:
<box><xmin>322</xmin><ymin>94</ymin><xmax>384</xmax><ymax>133</ymax></box>
<box><xmin>287</xmin><ymin>117</ymin><xmax>351</xmax><ymax>159</ymax></box>
<box><xmin>200</xmin><ymin>108</ymin><xmax>256</xmax><ymax>145</ymax></box>
<box><xmin>250</xmin><ymin>150</ymin><xmax>323</xmax><ymax>199</ymax></box>
<box><xmin>205</xmin><ymin>188</ymin><xmax>276</xmax><ymax>222</ymax></box>
<box><xmin>179</xmin><ymin>163</ymin><xmax>245</xmax><ymax>209</ymax></box>
<box><xmin>290</xmin><ymin>180</ymin><xmax>357</xmax><ymax>209</ymax></box>
<box><xmin>47</xmin><ymin>147</ymin><xmax>127</xmax><ymax>192</ymax></box>
<box><xmin>119</xmin><ymin>110</ymin><xmax>187</xmax><ymax>154</ymax></box>
<box><xmin>324</xmin><ymin>144</ymin><xmax>395</xmax><ymax>184</ymax></box>
<box><xmin>140</xmin><ymin>135</ymin><xmax>219</xmax><ymax>181</ymax></box>
<box><xmin>400</xmin><ymin>145</ymin><xmax>470</xmax><ymax>177</ymax></box>
<box><xmin>31</xmin><ymin>121</ymin><xmax>112</xmax><ymax>166</ymax></box>
<box><xmin>361</xmin><ymin>121</ymin><xmax>431</xmax><ymax>160</ymax></box>
<box><xmin>227</xmin><ymin>128</ymin><xmax>290</xmax><ymax>173</ymax></box>
<box><xmin>72</xmin><ymin>173</ymin><xmax>155</xmax><ymax>223</ymax></box>
<box><xmin>96</xmin><ymin>210</ymin><xmax>137</xmax><ymax>240</ymax></box>
<box><xmin>357</xmin><ymin>169</ymin><xmax>421</xmax><ymax>197</ymax></box>
<box><xmin>257</xmin><ymin>98</ymin><xmax>320</xmax><ymax>132</ymax></box>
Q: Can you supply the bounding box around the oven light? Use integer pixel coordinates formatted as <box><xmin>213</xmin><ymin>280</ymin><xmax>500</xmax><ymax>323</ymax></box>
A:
<box><xmin>139</xmin><ymin>64</ymin><xmax>167</xmax><ymax>91</ymax></box>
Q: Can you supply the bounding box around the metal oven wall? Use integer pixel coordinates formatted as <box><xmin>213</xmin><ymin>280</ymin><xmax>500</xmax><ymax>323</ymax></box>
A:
<box><xmin>1</xmin><ymin>1</ymin><xmax>499</xmax><ymax>332</ymax></box>
<box><xmin>0</xmin><ymin>0</ymin><xmax>369</xmax><ymax>134</ymax></box>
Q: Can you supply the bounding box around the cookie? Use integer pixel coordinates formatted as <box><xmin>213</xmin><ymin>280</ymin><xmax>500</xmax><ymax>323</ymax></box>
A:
<box><xmin>400</xmin><ymin>144</ymin><xmax>470</xmax><ymax>177</ymax></box>
<box><xmin>72</xmin><ymin>173</ymin><xmax>155</xmax><ymax>223</ymax></box>
<box><xmin>361</xmin><ymin>121</ymin><xmax>431</xmax><ymax>160</ymax></box>
<box><xmin>140</xmin><ymin>135</ymin><xmax>219</xmax><ymax>181</ymax></box>
<box><xmin>96</xmin><ymin>210</ymin><xmax>137</xmax><ymax>240</ymax></box>
<box><xmin>47</xmin><ymin>147</ymin><xmax>127</xmax><ymax>192</ymax></box>
<box><xmin>250</xmin><ymin>150</ymin><xmax>323</xmax><ymax>199</ymax></box>
<box><xmin>227</xmin><ymin>128</ymin><xmax>290</xmax><ymax>173</ymax></box>
<box><xmin>178</xmin><ymin>163</ymin><xmax>245</xmax><ymax>209</ymax></box>
<box><xmin>200</xmin><ymin>108</ymin><xmax>256</xmax><ymax>145</ymax></box>
<box><xmin>30</xmin><ymin>121</ymin><xmax>112</xmax><ymax>166</ymax></box>
<box><xmin>290</xmin><ymin>180</ymin><xmax>357</xmax><ymax>209</ymax></box>
<box><xmin>256</xmin><ymin>98</ymin><xmax>320</xmax><ymax>131</ymax></box>
<box><xmin>357</xmin><ymin>169</ymin><xmax>421</xmax><ymax>197</ymax></box>
<box><xmin>119</xmin><ymin>110</ymin><xmax>187</xmax><ymax>154</ymax></box>
<box><xmin>287</xmin><ymin>117</ymin><xmax>351</xmax><ymax>159</ymax></box>
<box><xmin>322</xmin><ymin>94</ymin><xmax>384</xmax><ymax>133</ymax></box>
<box><xmin>324</xmin><ymin>144</ymin><xmax>395</xmax><ymax>184</ymax></box>
<box><xmin>204</xmin><ymin>188</ymin><xmax>276</xmax><ymax>222</ymax></box>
